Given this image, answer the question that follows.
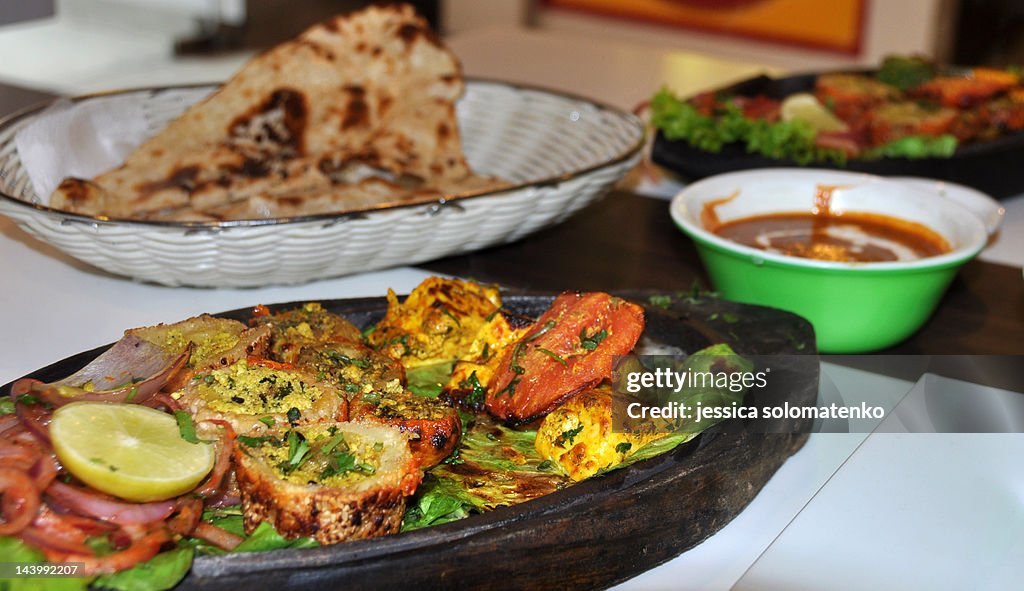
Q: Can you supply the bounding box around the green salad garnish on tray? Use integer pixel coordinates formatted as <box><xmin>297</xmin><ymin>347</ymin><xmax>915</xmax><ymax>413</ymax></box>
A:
<box><xmin>651</xmin><ymin>55</ymin><xmax>1024</xmax><ymax>164</ymax></box>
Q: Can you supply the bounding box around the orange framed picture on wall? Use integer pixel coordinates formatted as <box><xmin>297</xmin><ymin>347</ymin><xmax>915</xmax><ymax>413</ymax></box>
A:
<box><xmin>542</xmin><ymin>0</ymin><xmax>867</xmax><ymax>55</ymax></box>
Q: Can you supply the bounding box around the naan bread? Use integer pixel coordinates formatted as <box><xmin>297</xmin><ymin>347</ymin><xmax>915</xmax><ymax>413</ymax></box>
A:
<box><xmin>49</xmin><ymin>4</ymin><xmax>506</xmax><ymax>221</ymax></box>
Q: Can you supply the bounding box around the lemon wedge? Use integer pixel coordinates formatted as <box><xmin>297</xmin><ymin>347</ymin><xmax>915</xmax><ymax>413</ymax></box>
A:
<box><xmin>780</xmin><ymin>93</ymin><xmax>849</xmax><ymax>133</ymax></box>
<box><xmin>50</xmin><ymin>402</ymin><xmax>214</xmax><ymax>502</ymax></box>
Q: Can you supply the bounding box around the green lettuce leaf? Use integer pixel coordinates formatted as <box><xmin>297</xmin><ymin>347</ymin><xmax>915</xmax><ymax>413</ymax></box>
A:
<box><xmin>406</xmin><ymin>362</ymin><xmax>454</xmax><ymax>399</ymax></box>
<box><xmin>91</xmin><ymin>549</ymin><xmax>192</xmax><ymax>591</ymax></box>
<box><xmin>232</xmin><ymin>523</ymin><xmax>318</xmax><ymax>553</ymax></box>
<box><xmin>862</xmin><ymin>134</ymin><xmax>957</xmax><ymax>159</ymax></box>
<box><xmin>650</xmin><ymin>88</ymin><xmax>847</xmax><ymax>165</ymax></box>
<box><xmin>401</xmin><ymin>474</ymin><xmax>484</xmax><ymax>531</ymax></box>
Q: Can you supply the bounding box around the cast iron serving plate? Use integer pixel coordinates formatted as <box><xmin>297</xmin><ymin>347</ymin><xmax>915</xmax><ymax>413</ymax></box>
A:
<box><xmin>651</xmin><ymin>72</ymin><xmax>1024</xmax><ymax>198</ymax></box>
<box><xmin>1</xmin><ymin>294</ymin><xmax>817</xmax><ymax>590</ymax></box>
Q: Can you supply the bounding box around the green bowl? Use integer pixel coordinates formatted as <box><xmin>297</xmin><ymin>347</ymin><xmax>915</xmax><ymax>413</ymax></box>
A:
<box><xmin>670</xmin><ymin>169</ymin><xmax>992</xmax><ymax>352</ymax></box>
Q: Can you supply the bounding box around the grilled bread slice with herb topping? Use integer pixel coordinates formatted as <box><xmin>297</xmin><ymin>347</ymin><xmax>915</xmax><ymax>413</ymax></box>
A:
<box><xmin>350</xmin><ymin>388</ymin><xmax>461</xmax><ymax>468</ymax></box>
<box><xmin>234</xmin><ymin>422</ymin><xmax>421</xmax><ymax>543</ymax></box>
<box><xmin>174</xmin><ymin>358</ymin><xmax>347</xmax><ymax>435</ymax></box>
<box><xmin>292</xmin><ymin>340</ymin><xmax>405</xmax><ymax>400</ymax></box>
<box><xmin>252</xmin><ymin>303</ymin><xmax>366</xmax><ymax>364</ymax></box>
<box><xmin>127</xmin><ymin>314</ymin><xmax>272</xmax><ymax>391</ymax></box>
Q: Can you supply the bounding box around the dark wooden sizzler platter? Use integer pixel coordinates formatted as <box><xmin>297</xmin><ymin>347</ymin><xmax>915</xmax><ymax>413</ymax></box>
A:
<box><xmin>651</xmin><ymin>72</ymin><xmax>1024</xmax><ymax>198</ymax></box>
<box><xmin>2</xmin><ymin>294</ymin><xmax>817</xmax><ymax>590</ymax></box>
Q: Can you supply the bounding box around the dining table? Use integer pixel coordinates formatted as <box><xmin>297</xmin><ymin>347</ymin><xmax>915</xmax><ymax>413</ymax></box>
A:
<box><xmin>1</xmin><ymin>25</ymin><xmax>1023</xmax><ymax>591</ymax></box>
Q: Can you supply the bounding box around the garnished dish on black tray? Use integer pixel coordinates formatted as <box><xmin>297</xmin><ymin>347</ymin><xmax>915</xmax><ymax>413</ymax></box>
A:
<box><xmin>650</xmin><ymin>56</ymin><xmax>1024</xmax><ymax>197</ymax></box>
<box><xmin>0</xmin><ymin>278</ymin><xmax>816</xmax><ymax>591</ymax></box>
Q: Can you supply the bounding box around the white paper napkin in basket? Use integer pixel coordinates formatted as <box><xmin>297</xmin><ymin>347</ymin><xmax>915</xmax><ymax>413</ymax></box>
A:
<box><xmin>14</xmin><ymin>96</ymin><xmax>150</xmax><ymax>204</ymax></box>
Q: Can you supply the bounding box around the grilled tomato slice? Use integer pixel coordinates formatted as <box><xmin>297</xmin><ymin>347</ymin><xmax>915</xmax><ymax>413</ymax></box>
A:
<box><xmin>485</xmin><ymin>292</ymin><xmax>645</xmax><ymax>424</ymax></box>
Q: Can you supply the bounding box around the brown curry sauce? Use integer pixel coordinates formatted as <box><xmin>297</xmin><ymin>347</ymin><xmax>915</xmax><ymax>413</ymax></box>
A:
<box><xmin>704</xmin><ymin>185</ymin><xmax>951</xmax><ymax>263</ymax></box>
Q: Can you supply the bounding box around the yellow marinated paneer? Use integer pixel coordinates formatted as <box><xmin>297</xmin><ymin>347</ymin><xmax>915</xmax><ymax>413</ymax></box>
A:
<box><xmin>442</xmin><ymin>310</ymin><xmax>528</xmax><ymax>407</ymax></box>
<box><xmin>367</xmin><ymin>277</ymin><xmax>504</xmax><ymax>367</ymax></box>
<box><xmin>535</xmin><ymin>388</ymin><xmax>666</xmax><ymax>481</ymax></box>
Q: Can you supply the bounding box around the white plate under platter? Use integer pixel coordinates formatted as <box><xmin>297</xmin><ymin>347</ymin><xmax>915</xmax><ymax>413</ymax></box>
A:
<box><xmin>0</xmin><ymin>80</ymin><xmax>644</xmax><ymax>288</ymax></box>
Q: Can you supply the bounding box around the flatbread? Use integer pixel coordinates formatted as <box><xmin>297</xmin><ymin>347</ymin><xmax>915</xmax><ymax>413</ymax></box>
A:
<box><xmin>49</xmin><ymin>4</ymin><xmax>505</xmax><ymax>221</ymax></box>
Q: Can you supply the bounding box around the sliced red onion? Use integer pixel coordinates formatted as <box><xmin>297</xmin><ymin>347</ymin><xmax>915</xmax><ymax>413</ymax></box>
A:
<box><xmin>141</xmin><ymin>392</ymin><xmax>183</xmax><ymax>412</ymax></box>
<box><xmin>18</xmin><ymin>524</ymin><xmax>93</xmax><ymax>555</ymax></box>
<box><xmin>36</xmin><ymin>504</ymin><xmax>118</xmax><ymax>535</ymax></box>
<box><xmin>0</xmin><ymin>414</ymin><xmax>20</xmax><ymax>435</ymax></box>
<box><xmin>47</xmin><ymin>527</ymin><xmax>171</xmax><ymax>575</ymax></box>
<box><xmin>192</xmin><ymin>522</ymin><xmax>243</xmax><ymax>551</ymax></box>
<box><xmin>29</xmin><ymin>454</ymin><xmax>59</xmax><ymax>491</ymax></box>
<box><xmin>194</xmin><ymin>420</ymin><xmax>235</xmax><ymax>498</ymax></box>
<box><xmin>166</xmin><ymin>497</ymin><xmax>203</xmax><ymax>536</ymax></box>
<box><xmin>16</xmin><ymin>335</ymin><xmax>190</xmax><ymax>408</ymax></box>
<box><xmin>0</xmin><ymin>441</ymin><xmax>37</xmax><ymax>466</ymax></box>
<box><xmin>45</xmin><ymin>481</ymin><xmax>177</xmax><ymax>525</ymax></box>
<box><xmin>19</xmin><ymin>505</ymin><xmax>112</xmax><ymax>555</ymax></box>
<box><xmin>10</xmin><ymin>387</ymin><xmax>52</xmax><ymax>445</ymax></box>
<box><xmin>0</xmin><ymin>468</ymin><xmax>40</xmax><ymax>535</ymax></box>
<box><xmin>203</xmin><ymin>491</ymin><xmax>241</xmax><ymax>509</ymax></box>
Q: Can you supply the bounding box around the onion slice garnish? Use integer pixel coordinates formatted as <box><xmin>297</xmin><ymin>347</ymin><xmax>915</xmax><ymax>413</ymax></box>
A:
<box><xmin>142</xmin><ymin>392</ymin><xmax>183</xmax><ymax>412</ymax></box>
<box><xmin>14</xmin><ymin>335</ymin><xmax>190</xmax><ymax>407</ymax></box>
<box><xmin>194</xmin><ymin>420</ymin><xmax>236</xmax><ymax>499</ymax></box>
<box><xmin>0</xmin><ymin>468</ymin><xmax>41</xmax><ymax>535</ymax></box>
<box><xmin>45</xmin><ymin>481</ymin><xmax>177</xmax><ymax>525</ymax></box>
<box><xmin>192</xmin><ymin>522</ymin><xmax>243</xmax><ymax>551</ymax></box>
<box><xmin>29</xmin><ymin>453</ymin><xmax>59</xmax><ymax>491</ymax></box>
<box><xmin>18</xmin><ymin>524</ymin><xmax>94</xmax><ymax>555</ymax></box>
<box><xmin>10</xmin><ymin>391</ymin><xmax>52</xmax><ymax>445</ymax></box>
<box><xmin>166</xmin><ymin>497</ymin><xmax>203</xmax><ymax>536</ymax></box>
<box><xmin>0</xmin><ymin>414</ymin><xmax>20</xmax><ymax>435</ymax></box>
<box><xmin>45</xmin><ymin>526</ymin><xmax>172</xmax><ymax>576</ymax></box>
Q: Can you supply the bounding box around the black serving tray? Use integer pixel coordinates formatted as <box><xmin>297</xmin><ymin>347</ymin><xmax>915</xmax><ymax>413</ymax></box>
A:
<box><xmin>652</xmin><ymin>72</ymin><xmax>1024</xmax><ymax>198</ymax></box>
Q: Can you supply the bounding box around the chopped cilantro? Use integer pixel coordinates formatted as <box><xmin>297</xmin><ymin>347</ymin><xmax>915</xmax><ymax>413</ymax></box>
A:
<box><xmin>458</xmin><ymin>371</ymin><xmax>487</xmax><ymax>405</ymax></box>
<box><xmin>320</xmin><ymin>450</ymin><xmax>375</xmax><ymax>479</ymax></box>
<box><xmin>174</xmin><ymin>410</ymin><xmax>200</xmax><ymax>444</ymax></box>
<box><xmin>285</xmin><ymin>431</ymin><xmax>311</xmax><ymax>472</ymax></box>
<box><xmin>557</xmin><ymin>424</ymin><xmax>585</xmax><ymax>447</ymax></box>
<box><xmin>579</xmin><ymin>328</ymin><xmax>608</xmax><ymax>351</ymax></box>
<box><xmin>496</xmin><ymin>376</ymin><xmax>520</xmax><ymax>398</ymax></box>
<box><xmin>442</xmin><ymin>448</ymin><xmax>464</xmax><ymax>465</ymax></box>
<box><xmin>441</xmin><ymin>307</ymin><xmax>462</xmax><ymax>327</ymax></box>
<box><xmin>536</xmin><ymin>347</ymin><xmax>567</xmax><ymax>366</ymax></box>
<box><xmin>321</xmin><ymin>432</ymin><xmax>348</xmax><ymax>455</ymax></box>
<box><xmin>238</xmin><ymin>435</ymin><xmax>273</xmax><ymax>447</ymax></box>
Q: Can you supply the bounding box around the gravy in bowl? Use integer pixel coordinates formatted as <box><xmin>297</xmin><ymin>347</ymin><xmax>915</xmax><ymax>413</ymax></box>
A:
<box><xmin>704</xmin><ymin>185</ymin><xmax>950</xmax><ymax>263</ymax></box>
<box><xmin>713</xmin><ymin>212</ymin><xmax>950</xmax><ymax>262</ymax></box>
